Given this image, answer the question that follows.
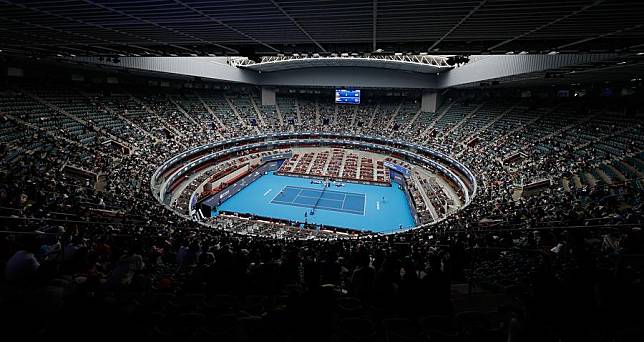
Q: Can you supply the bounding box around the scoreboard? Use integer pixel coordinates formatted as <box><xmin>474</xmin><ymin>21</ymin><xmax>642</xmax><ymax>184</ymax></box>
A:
<box><xmin>335</xmin><ymin>89</ymin><xmax>360</xmax><ymax>104</ymax></box>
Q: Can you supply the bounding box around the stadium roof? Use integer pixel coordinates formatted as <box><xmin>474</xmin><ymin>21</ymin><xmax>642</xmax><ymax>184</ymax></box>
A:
<box><xmin>231</xmin><ymin>55</ymin><xmax>453</xmax><ymax>73</ymax></box>
<box><xmin>1</xmin><ymin>0</ymin><xmax>644</xmax><ymax>57</ymax></box>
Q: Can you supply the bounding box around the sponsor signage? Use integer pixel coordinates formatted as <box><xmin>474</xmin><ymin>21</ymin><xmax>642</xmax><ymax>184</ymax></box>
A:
<box><xmin>384</xmin><ymin>161</ymin><xmax>411</xmax><ymax>177</ymax></box>
<box><xmin>260</xmin><ymin>152</ymin><xmax>293</xmax><ymax>163</ymax></box>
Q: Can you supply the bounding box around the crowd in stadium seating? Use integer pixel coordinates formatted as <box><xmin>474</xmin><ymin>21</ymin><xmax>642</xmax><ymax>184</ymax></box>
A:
<box><xmin>1</xmin><ymin>80</ymin><xmax>643</xmax><ymax>341</ymax></box>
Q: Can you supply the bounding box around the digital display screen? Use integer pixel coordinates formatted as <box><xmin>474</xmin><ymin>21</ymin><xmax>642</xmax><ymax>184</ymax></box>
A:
<box><xmin>335</xmin><ymin>89</ymin><xmax>360</xmax><ymax>104</ymax></box>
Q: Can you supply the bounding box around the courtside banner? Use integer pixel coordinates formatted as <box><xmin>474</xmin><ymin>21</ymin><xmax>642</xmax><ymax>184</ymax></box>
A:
<box><xmin>261</xmin><ymin>152</ymin><xmax>293</xmax><ymax>163</ymax></box>
<box><xmin>201</xmin><ymin>161</ymin><xmax>282</xmax><ymax>210</ymax></box>
<box><xmin>384</xmin><ymin>161</ymin><xmax>411</xmax><ymax>177</ymax></box>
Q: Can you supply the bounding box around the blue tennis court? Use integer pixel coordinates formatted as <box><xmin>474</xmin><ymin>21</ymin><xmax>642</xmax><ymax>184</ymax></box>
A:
<box><xmin>215</xmin><ymin>172</ymin><xmax>416</xmax><ymax>233</ymax></box>
<box><xmin>271</xmin><ymin>186</ymin><xmax>366</xmax><ymax>215</ymax></box>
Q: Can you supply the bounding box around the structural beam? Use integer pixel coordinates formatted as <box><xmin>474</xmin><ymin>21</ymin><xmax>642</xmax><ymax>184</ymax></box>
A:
<box><xmin>429</xmin><ymin>0</ymin><xmax>487</xmax><ymax>51</ymax></box>
<box><xmin>83</xmin><ymin>0</ymin><xmax>239</xmax><ymax>54</ymax></box>
<box><xmin>372</xmin><ymin>0</ymin><xmax>378</xmax><ymax>51</ymax></box>
<box><xmin>269</xmin><ymin>0</ymin><xmax>327</xmax><ymax>53</ymax></box>
<box><xmin>173</xmin><ymin>0</ymin><xmax>280</xmax><ymax>53</ymax></box>
<box><xmin>487</xmin><ymin>0</ymin><xmax>605</xmax><ymax>51</ymax></box>
<box><xmin>1</xmin><ymin>0</ymin><xmax>165</xmax><ymax>55</ymax></box>
<box><xmin>556</xmin><ymin>24</ymin><xmax>643</xmax><ymax>50</ymax></box>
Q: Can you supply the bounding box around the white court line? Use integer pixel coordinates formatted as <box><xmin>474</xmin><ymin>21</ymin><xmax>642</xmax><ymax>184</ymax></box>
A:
<box><xmin>270</xmin><ymin>185</ymin><xmax>366</xmax><ymax>215</ymax></box>
<box><xmin>288</xmin><ymin>186</ymin><xmax>365</xmax><ymax>197</ymax></box>
<box><xmin>292</xmin><ymin>188</ymin><xmax>305</xmax><ymax>204</ymax></box>
<box><xmin>269</xmin><ymin>186</ymin><xmax>300</xmax><ymax>203</ymax></box>
<box><xmin>363</xmin><ymin>193</ymin><xmax>367</xmax><ymax>216</ymax></box>
<box><xmin>309</xmin><ymin>204</ymin><xmax>364</xmax><ymax>215</ymax></box>
<box><xmin>339</xmin><ymin>193</ymin><xmax>366</xmax><ymax>216</ymax></box>
<box><xmin>294</xmin><ymin>194</ymin><xmax>344</xmax><ymax>202</ymax></box>
<box><xmin>263</xmin><ymin>189</ymin><xmax>272</xmax><ymax>196</ymax></box>
<box><xmin>270</xmin><ymin>200</ymin><xmax>364</xmax><ymax>215</ymax></box>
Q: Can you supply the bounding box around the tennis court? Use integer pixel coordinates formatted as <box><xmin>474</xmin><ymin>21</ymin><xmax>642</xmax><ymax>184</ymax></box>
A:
<box><xmin>270</xmin><ymin>186</ymin><xmax>366</xmax><ymax>215</ymax></box>
<box><xmin>215</xmin><ymin>172</ymin><xmax>415</xmax><ymax>232</ymax></box>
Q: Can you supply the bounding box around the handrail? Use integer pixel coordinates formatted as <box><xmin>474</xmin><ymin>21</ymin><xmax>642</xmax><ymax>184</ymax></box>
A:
<box><xmin>0</xmin><ymin>215</ymin><xmax>163</xmax><ymax>227</ymax></box>
<box><xmin>409</xmin><ymin>222</ymin><xmax>641</xmax><ymax>235</ymax></box>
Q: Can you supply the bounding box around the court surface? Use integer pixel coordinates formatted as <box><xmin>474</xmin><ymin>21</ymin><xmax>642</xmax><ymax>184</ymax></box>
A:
<box><xmin>215</xmin><ymin>172</ymin><xmax>415</xmax><ymax>233</ymax></box>
<box><xmin>270</xmin><ymin>186</ymin><xmax>366</xmax><ymax>215</ymax></box>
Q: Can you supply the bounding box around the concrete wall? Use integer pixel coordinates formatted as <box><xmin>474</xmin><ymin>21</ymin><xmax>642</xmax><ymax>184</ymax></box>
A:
<box><xmin>261</xmin><ymin>87</ymin><xmax>276</xmax><ymax>105</ymax></box>
<box><xmin>421</xmin><ymin>91</ymin><xmax>438</xmax><ymax>112</ymax></box>
<box><xmin>257</xmin><ymin>66</ymin><xmax>438</xmax><ymax>89</ymax></box>
<box><xmin>67</xmin><ymin>56</ymin><xmax>259</xmax><ymax>84</ymax></box>
<box><xmin>438</xmin><ymin>54</ymin><xmax>617</xmax><ymax>88</ymax></box>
